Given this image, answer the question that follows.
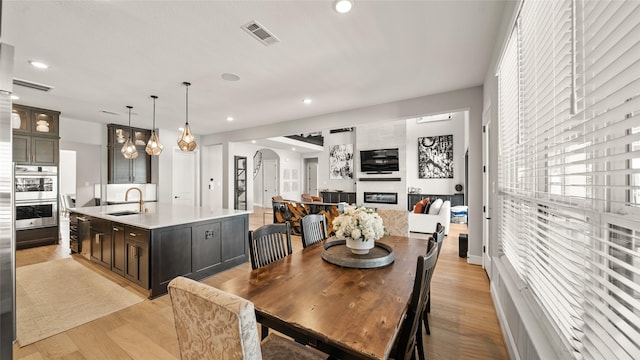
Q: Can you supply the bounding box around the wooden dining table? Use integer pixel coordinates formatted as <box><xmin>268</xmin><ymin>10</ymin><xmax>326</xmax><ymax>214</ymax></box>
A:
<box><xmin>201</xmin><ymin>235</ymin><xmax>429</xmax><ymax>360</ymax></box>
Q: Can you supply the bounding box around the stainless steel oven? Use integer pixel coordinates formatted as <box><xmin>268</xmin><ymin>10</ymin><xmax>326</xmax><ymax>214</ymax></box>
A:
<box><xmin>15</xmin><ymin>200</ymin><xmax>58</xmax><ymax>230</ymax></box>
<box><xmin>15</xmin><ymin>165</ymin><xmax>57</xmax><ymax>201</ymax></box>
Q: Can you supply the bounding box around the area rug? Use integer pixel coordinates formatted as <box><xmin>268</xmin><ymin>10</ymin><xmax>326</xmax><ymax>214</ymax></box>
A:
<box><xmin>16</xmin><ymin>258</ymin><xmax>144</xmax><ymax>346</ymax></box>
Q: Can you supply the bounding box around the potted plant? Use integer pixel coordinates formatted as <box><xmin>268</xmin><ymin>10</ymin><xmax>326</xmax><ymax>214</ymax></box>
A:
<box><xmin>332</xmin><ymin>206</ymin><xmax>385</xmax><ymax>254</ymax></box>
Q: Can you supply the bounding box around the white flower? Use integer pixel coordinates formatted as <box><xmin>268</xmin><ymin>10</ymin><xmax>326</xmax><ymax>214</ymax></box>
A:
<box><xmin>332</xmin><ymin>206</ymin><xmax>385</xmax><ymax>241</ymax></box>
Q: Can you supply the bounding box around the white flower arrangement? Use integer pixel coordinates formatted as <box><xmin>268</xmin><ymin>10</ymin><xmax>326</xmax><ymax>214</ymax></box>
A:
<box><xmin>333</xmin><ymin>206</ymin><xmax>385</xmax><ymax>242</ymax></box>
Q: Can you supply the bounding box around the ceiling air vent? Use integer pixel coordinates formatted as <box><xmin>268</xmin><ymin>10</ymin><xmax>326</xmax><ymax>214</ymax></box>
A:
<box><xmin>242</xmin><ymin>20</ymin><xmax>280</xmax><ymax>46</ymax></box>
<box><xmin>13</xmin><ymin>78</ymin><xmax>54</xmax><ymax>92</ymax></box>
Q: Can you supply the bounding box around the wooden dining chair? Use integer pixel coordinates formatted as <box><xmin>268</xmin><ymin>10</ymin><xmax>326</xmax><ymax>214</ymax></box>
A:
<box><xmin>424</xmin><ymin>222</ymin><xmax>445</xmax><ymax>320</ymax></box>
<box><xmin>300</xmin><ymin>214</ymin><xmax>328</xmax><ymax>248</ymax></box>
<box><xmin>168</xmin><ymin>276</ymin><xmax>325</xmax><ymax>360</ymax></box>
<box><xmin>248</xmin><ymin>223</ymin><xmax>293</xmax><ymax>270</ymax></box>
<box><xmin>390</xmin><ymin>238</ymin><xmax>438</xmax><ymax>360</ymax></box>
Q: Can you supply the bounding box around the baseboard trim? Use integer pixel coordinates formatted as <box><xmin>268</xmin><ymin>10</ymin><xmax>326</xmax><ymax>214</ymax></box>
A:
<box><xmin>467</xmin><ymin>254</ymin><xmax>482</xmax><ymax>265</ymax></box>
<box><xmin>491</xmin><ymin>282</ymin><xmax>521</xmax><ymax>360</ymax></box>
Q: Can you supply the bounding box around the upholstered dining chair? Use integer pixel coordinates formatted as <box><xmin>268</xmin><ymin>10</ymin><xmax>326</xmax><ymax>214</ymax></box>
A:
<box><xmin>300</xmin><ymin>214</ymin><xmax>328</xmax><ymax>248</ymax></box>
<box><xmin>376</xmin><ymin>209</ymin><xmax>409</xmax><ymax>237</ymax></box>
<box><xmin>423</xmin><ymin>222</ymin><xmax>445</xmax><ymax>334</ymax></box>
<box><xmin>168</xmin><ymin>276</ymin><xmax>325</xmax><ymax>360</ymax></box>
<box><xmin>390</xmin><ymin>238</ymin><xmax>438</xmax><ymax>360</ymax></box>
<box><xmin>248</xmin><ymin>223</ymin><xmax>293</xmax><ymax>270</ymax></box>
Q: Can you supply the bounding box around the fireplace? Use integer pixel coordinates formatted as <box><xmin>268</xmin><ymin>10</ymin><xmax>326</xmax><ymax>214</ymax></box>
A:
<box><xmin>363</xmin><ymin>192</ymin><xmax>398</xmax><ymax>204</ymax></box>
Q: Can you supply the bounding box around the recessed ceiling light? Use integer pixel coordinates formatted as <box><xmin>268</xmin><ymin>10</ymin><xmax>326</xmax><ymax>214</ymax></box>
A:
<box><xmin>292</xmin><ymin>147</ymin><xmax>296</xmax><ymax>151</ymax></box>
<box><xmin>334</xmin><ymin>0</ymin><xmax>353</xmax><ymax>14</ymax></box>
<box><xmin>226</xmin><ymin>116</ymin><xmax>234</xmax><ymax>122</ymax></box>
<box><xmin>178</xmin><ymin>127</ymin><xmax>184</xmax><ymax>132</ymax></box>
<box><xmin>29</xmin><ymin>60</ymin><xmax>49</xmax><ymax>69</ymax></box>
<box><xmin>303</xmin><ymin>98</ymin><xmax>312</xmax><ymax>105</ymax></box>
<box><xmin>251</xmin><ymin>140</ymin><xmax>256</xmax><ymax>144</ymax></box>
<box><xmin>11</xmin><ymin>95</ymin><xmax>19</xmax><ymax>100</ymax></box>
<box><xmin>221</xmin><ymin>73</ymin><xmax>240</xmax><ymax>81</ymax></box>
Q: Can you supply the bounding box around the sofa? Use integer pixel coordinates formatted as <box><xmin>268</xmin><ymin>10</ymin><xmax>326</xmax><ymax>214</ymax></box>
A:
<box><xmin>408</xmin><ymin>199</ymin><xmax>451</xmax><ymax>235</ymax></box>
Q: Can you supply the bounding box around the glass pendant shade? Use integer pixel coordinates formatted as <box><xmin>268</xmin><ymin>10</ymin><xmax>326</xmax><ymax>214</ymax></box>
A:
<box><xmin>146</xmin><ymin>131</ymin><xmax>163</xmax><ymax>155</ymax></box>
<box><xmin>145</xmin><ymin>95</ymin><xmax>164</xmax><ymax>155</ymax></box>
<box><xmin>121</xmin><ymin>106</ymin><xmax>139</xmax><ymax>159</ymax></box>
<box><xmin>177</xmin><ymin>81</ymin><xmax>197</xmax><ymax>151</ymax></box>
<box><xmin>177</xmin><ymin>124</ymin><xmax>197</xmax><ymax>151</ymax></box>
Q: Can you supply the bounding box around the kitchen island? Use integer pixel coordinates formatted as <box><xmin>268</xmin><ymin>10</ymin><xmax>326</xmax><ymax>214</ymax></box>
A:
<box><xmin>70</xmin><ymin>203</ymin><xmax>250</xmax><ymax>298</ymax></box>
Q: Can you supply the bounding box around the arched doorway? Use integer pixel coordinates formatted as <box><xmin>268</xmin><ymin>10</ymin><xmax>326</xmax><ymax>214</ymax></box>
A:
<box><xmin>252</xmin><ymin>148</ymin><xmax>279</xmax><ymax>207</ymax></box>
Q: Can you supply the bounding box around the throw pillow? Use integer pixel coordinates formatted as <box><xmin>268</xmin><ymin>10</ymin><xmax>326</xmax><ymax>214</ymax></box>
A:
<box><xmin>428</xmin><ymin>198</ymin><xmax>443</xmax><ymax>215</ymax></box>
<box><xmin>414</xmin><ymin>198</ymin><xmax>429</xmax><ymax>213</ymax></box>
<box><xmin>423</xmin><ymin>200</ymin><xmax>432</xmax><ymax>213</ymax></box>
<box><xmin>414</xmin><ymin>201</ymin><xmax>424</xmax><ymax>213</ymax></box>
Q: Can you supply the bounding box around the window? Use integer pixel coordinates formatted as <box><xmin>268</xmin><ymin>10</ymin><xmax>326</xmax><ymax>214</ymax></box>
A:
<box><xmin>496</xmin><ymin>0</ymin><xmax>640</xmax><ymax>358</ymax></box>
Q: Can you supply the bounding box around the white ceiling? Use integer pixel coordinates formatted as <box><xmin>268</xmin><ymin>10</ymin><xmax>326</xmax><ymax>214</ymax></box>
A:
<box><xmin>1</xmin><ymin>0</ymin><xmax>506</xmax><ymax>138</ymax></box>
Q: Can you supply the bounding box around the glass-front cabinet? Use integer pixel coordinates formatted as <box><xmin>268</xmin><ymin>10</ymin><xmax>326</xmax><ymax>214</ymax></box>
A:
<box><xmin>11</xmin><ymin>104</ymin><xmax>60</xmax><ymax>166</ymax></box>
<box><xmin>234</xmin><ymin>156</ymin><xmax>247</xmax><ymax>210</ymax></box>
<box><xmin>107</xmin><ymin>124</ymin><xmax>151</xmax><ymax>184</ymax></box>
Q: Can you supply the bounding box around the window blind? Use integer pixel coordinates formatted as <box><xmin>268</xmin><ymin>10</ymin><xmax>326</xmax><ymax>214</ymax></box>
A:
<box><xmin>496</xmin><ymin>0</ymin><xmax>640</xmax><ymax>359</ymax></box>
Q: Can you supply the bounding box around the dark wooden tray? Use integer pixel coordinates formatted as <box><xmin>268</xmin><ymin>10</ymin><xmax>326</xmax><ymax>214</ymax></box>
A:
<box><xmin>322</xmin><ymin>240</ymin><xmax>394</xmax><ymax>269</ymax></box>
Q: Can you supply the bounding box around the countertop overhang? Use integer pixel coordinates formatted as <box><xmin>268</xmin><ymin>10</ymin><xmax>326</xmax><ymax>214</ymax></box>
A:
<box><xmin>70</xmin><ymin>203</ymin><xmax>251</xmax><ymax>229</ymax></box>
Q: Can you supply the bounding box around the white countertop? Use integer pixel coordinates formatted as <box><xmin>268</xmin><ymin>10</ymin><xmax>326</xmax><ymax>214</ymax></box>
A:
<box><xmin>70</xmin><ymin>202</ymin><xmax>251</xmax><ymax>230</ymax></box>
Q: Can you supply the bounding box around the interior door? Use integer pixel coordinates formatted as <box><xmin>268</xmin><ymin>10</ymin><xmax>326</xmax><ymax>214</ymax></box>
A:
<box><xmin>262</xmin><ymin>159</ymin><xmax>278</xmax><ymax>207</ymax></box>
<box><xmin>306</xmin><ymin>158</ymin><xmax>318</xmax><ymax>195</ymax></box>
<box><xmin>172</xmin><ymin>148</ymin><xmax>196</xmax><ymax>206</ymax></box>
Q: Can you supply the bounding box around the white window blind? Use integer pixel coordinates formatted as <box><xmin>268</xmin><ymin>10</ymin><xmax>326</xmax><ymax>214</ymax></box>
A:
<box><xmin>496</xmin><ymin>0</ymin><xmax>640</xmax><ymax>359</ymax></box>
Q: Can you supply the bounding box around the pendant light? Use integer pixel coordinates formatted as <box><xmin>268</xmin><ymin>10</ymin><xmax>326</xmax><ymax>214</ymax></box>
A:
<box><xmin>121</xmin><ymin>106</ymin><xmax>138</xmax><ymax>159</ymax></box>
<box><xmin>145</xmin><ymin>95</ymin><xmax>164</xmax><ymax>155</ymax></box>
<box><xmin>177</xmin><ymin>81</ymin><xmax>197</xmax><ymax>151</ymax></box>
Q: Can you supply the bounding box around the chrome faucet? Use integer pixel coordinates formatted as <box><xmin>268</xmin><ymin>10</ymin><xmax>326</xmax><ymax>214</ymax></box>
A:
<box><xmin>125</xmin><ymin>187</ymin><xmax>144</xmax><ymax>212</ymax></box>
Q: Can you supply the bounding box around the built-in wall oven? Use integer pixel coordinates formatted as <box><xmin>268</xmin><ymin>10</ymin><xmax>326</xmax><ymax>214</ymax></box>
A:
<box><xmin>15</xmin><ymin>165</ymin><xmax>57</xmax><ymax>201</ymax></box>
<box><xmin>15</xmin><ymin>200</ymin><xmax>57</xmax><ymax>230</ymax></box>
<box><xmin>14</xmin><ymin>165</ymin><xmax>58</xmax><ymax>230</ymax></box>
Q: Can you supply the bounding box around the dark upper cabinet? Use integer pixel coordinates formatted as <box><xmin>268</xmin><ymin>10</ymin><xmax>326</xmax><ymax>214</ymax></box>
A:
<box><xmin>12</xmin><ymin>104</ymin><xmax>59</xmax><ymax>137</ymax></box>
<box><xmin>107</xmin><ymin>124</ymin><xmax>151</xmax><ymax>184</ymax></box>
<box><xmin>12</xmin><ymin>104</ymin><xmax>60</xmax><ymax>165</ymax></box>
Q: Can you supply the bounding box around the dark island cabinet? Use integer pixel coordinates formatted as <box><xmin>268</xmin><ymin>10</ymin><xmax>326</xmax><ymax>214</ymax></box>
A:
<box><xmin>71</xmin><ymin>211</ymin><xmax>248</xmax><ymax>298</ymax></box>
<box><xmin>111</xmin><ymin>224</ymin><xmax>126</xmax><ymax>276</ymax></box>
<box><xmin>125</xmin><ymin>226</ymin><xmax>150</xmax><ymax>289</ymax></box>
<box><xmin>90</xmin><ymin>217</ymin><xmax>112</xmax><ymax>269</ymax></box>
<box><xmin>150</xmin><ymin>214</ymin><xmax>249</xmax><ymax>298</ymax></box>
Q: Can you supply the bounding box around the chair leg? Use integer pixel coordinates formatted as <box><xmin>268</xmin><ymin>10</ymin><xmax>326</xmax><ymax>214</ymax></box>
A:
<box><xmin>422</xmin><ymin>308</ymin><xmax>430</xmax><ymax>335</ymax></box>
<box><xmin>426</xmin><ymin>290</ymin><xmax>431</xmax><ymax>313</ymax></box>
<box><xmin>261</xmin><ymin>324</ymin><xmax>269</xmax><ymax>340</ymax></box>
<box><xmin>416</xmin><ymin>319</ymin><xmax>426</xmax><ymax>360</ymax></box>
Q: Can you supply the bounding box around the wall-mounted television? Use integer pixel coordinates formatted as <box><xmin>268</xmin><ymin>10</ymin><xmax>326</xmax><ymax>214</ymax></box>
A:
<box><xmin>360</xmin><ymin>148</ymin><xmax>399</xmax><ymax>173</ymax></box>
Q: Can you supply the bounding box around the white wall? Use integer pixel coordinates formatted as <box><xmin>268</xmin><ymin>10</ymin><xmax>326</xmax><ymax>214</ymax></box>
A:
<box><xmin>59</xmin><ymin>117</ymin><xmax>105</xmax><ymax>207</ymax></box>
<box><xmin>406</xmin><ymin>111</ymin><xmax>466</xmax><ymax>197</ymax></box>
<box><xmin>59</xmin><ymin>150</ymin><xmax>76</xmax><ymax>197</ymax></box>
<box><xmin>318</xmin><ymin>129</ymin><xmax>357</xmax><ymax>193</ymax></box>
<box><xmin>201</xmin><ymin>144</ymin><xmax>223</xmax><ymax>209</ymax></box>
<box><xmin>356</xmin><ymin>120</ymin><xmax>407</xmax><ymax>210</ymax></box>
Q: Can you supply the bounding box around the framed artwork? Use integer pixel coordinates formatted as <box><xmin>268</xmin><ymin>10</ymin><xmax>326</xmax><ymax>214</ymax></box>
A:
<box><xmin>329</xmin><ymin>144</ymin><xmax>353</xmax><ymax>179</ymax></box>
<box><xmin>283</xmin><ymin>169</ymin><xmax>291</xmax><ymax>180</ymax></box>
<box><xmin>418</xmin><ymin>135</ymin><xmax>453</xmax><ymax>179</ymax></box>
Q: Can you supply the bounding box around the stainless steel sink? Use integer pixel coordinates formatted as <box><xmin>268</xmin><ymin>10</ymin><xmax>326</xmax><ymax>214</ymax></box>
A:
<box><xmin>105</xmin><ymin>210</ymin><xmax>139</xmax><ymax>216</ymax></box>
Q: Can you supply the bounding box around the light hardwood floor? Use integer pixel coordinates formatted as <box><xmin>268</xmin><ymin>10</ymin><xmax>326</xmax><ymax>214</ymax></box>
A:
<box><xmin>13</xmin><ymin>208</ymin><xmax>508</xmax><ymax>359</ymax></box>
